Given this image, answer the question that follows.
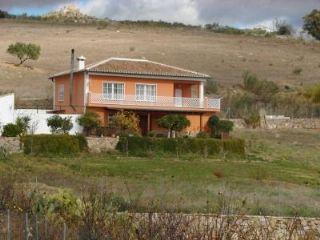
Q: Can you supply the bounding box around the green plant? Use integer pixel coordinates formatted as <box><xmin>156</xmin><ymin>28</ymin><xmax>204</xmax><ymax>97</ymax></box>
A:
<box><xmin>15</xmin><ymin>116</ymin><xmax>31</xmax><ymax>136</ymax></box>
<box><xmin>208</xmin><ymin>115</ymin><xmax>220</xmax><ymax>137</ymax></box>
<box><xmin>206</xmin><ymin>79</ymin><xmax>218</xmax><ymax>94</ymax></box>
<box><xmin>1</xmin><ymin>123</ymin><xmax>21</xmax><ymax>137</ymax></box>
<box><xmin>7</xmin><ymin>42</ymin><xmax>41</xmax><ymax>65</ymax></box>
<box><xmin>110</xmin><ymin>111</ymin><xmax>140</xmax><ymax>135</ymax></box>
<box><xmin>293</xmin><ymin>67</ymin><xmax>303</xmax><ymax>75</ymax></box>
<box><xmin>157</xmin><ymin>114</ymin><xmax>190</xmax><ymax>138</ymax></box>
<box><xmin>217</xmin><ymin>120</ymin><xmax>234</xmax><ymax>136</ymax></box>
<box><xmin>305</xmin><ymin>84</ymin><xmax>320</xmax><ymax>104</ymax></box>
<box><xmin>116</xmin><ymin>136</ymin><xmax>245</xmax><ymax>157</ymax></box>
<box><xmin>244</xmin><ymin>112</ymin><xmax>261</xmax><ymax>128</ymax></box>
<box><xmin>77</xmin><ymin>112</ymin><xmax>101</xmax><ymax>136</ymax></box>
<box><xmin>0</xmin><ymin>146</ymin><xmax>9</xmax><ymax>160</ymax></box>
<box><xmin>274</xmin><ymin>19</ymin><xmax>293</xmax><ymax>35</ymax></box>
<box><xmin>303</xmin><ymin>9</ymin><xmax>320</xmax><ymax>40</ymax></box>
<box><xmin>47</xmin><ymin>115</ymin><xmax>73</xmax><ymax>134</ymax></box>
<box><xmin>196</xmin><ymin>131</ymin><xmax>210</xmax><ymax>138</ymax></box>
<box><xmin>22</xmin><ymin>134</ymin><xmax>82</xmax><ymax>156</ymax></box>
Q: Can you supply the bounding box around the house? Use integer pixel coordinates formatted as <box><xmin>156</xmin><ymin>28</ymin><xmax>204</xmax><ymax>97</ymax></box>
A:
<box><xmin>49</xmin><ymin>51</ymin><xmax>220</xmax><ymax>135</ymax></box>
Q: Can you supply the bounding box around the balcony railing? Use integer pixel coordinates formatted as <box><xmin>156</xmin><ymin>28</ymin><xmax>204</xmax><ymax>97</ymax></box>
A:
<box><xmin>88</xmin><ymin>93</ymin><xmax>221</xmax><ymax>110</ymax></box>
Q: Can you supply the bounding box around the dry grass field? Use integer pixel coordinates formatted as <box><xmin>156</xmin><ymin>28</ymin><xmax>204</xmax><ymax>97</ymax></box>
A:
<box><xmin>1</xmin><ymin>19</ymin><xmax>320</xmax><ymax>101</ymax></box>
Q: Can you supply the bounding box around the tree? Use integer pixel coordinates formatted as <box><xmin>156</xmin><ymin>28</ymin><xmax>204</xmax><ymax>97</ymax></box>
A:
<box><xmin>7</xmin><ymin>42</ymin><xmax>41</xmax><ymax>65</ymax></box>
<box><xmin>15</xmin><ymin>116</ymin><xmax>31</xmax><ymax>136</ymax></box>
<box><xmin>110</xmin><ymin>111</ymin><xmax>140</xmax><ymax>135</ymax></box>
<box><xmin>208</xmin><ymin>115</ymin><xmax>220</xmax><ymax>137</ymax></box>
<box><xmin>47</xmin><ymin>115</ymin><xmax>73</xmax><ymax>134</ymax></box>
<box><xmin>208</xmin><ymin>115</ymin><xmax>234</xmax><ymax>138</ymax></box>
<box><xmin>274</xmin><ymin>19</ymin><xmax>293</xmax><ymax>36</ymax></box>
<box><xmin>303</xmin><ymin>9</ymin><xmax>320</xmax><ymax>40</ymax></box>
<box><xmin>157</xmin><ymin>114</ymin><xmax>190</xmax><ymax>138</ymax></box>
<box><xmin>77</xmin><ymin>112</ymin><xmax>100</xmax><ymax>136</ymax></box>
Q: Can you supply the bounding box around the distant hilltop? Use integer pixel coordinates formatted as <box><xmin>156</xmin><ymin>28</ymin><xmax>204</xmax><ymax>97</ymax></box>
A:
<box><xmin>41</xmin><ymin>5</ymin><xmax>105</xmax><ymax>24</ymax></box>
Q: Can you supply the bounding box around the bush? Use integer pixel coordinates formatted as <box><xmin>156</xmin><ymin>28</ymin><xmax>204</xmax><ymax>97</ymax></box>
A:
<box><xmin>244</xmin><ymin>112</ymin><xmax>261</xmax><ymax>128</ymax></box>
<box><xmin>109</xmin><ymin>111</ymin><xmax>140</xmax><ymax>135</ymax></box>
<box><xmin>47</xmin><ymin>115</ymin><xmax>73</xmax><ymax>134</ymax></box>
<box><xmin>0</xmin><ymin>146</ymin><xmax>9</xmax><ymax>161</ymax></box>
<box><xmin>15</xmin><ymin>116</ymin><xmax>31</xmax><ymax>136</ymax></box>
<box><xmin>274</xmin><ymin>19</ymin><xmax>293</xmax><ymax>36</ymax></box>
<box><xmin>75</xmin><ymin>134</ymin><xmax>88</xmax><ymax>152</ymax></box>
<box><xmin>77</xmin><ymin>112</ymin><xmax>101</xmax><ymax>136</ymax></box>
<box><xmin>157</xmin><ymin>114</ymin><xmax>190</xmax><ymax>138</ymax></box>
<box><xmin>22</xmin><ymin>134</ymin><xmax>84</xmax><ymax>156</ymax></box>
<box><xmin>196</xmin><ymin>131</ymin><xmax>210</xmax><ymax>138</ymax></box>
<box><xmin>116</xmin><ymin>137</ymin><xmax>245</xmax><ymax>157</ymax></box>
<box><xmin>2</xmin><ymin>123</ymin><xmax>21</xmax><ymax>137</ymax></box>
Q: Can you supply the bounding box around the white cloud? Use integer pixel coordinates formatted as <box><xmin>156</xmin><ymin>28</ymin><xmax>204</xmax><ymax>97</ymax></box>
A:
<box><xmin>79</xmin><ymin>0</ymin><xmax>201</xmax><ymax>25</ymax></box>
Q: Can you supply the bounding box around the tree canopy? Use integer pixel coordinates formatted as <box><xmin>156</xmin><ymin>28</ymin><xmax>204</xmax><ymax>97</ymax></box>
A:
<box><xmin>7</xmin><ymin>42</ymin><xmax>41</xmax><ymax>65</ymax></box>
<box><xmin>157</xmin><ymin>114</ymin><xmax>190</xmax><ymax>138</ymax></box>
<box><xmin>303</xmin><ymin>9</ymin><xmax>320</xmax><ymax>40</ymax></box>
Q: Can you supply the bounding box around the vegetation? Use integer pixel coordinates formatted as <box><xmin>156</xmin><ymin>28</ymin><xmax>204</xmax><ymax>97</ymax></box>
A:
<box><xmin>303</xmin><ymin>9</ymin><xmax>320</xmax><ymax>40</ymax></box>
<box><xmin>1</xmin><ymin>116</ymin><xmax>31</xmax><ymax>137</ymax></box>
<box><xmin>7</xmin><ymin>42</ymin><xmax>41</xmax><ymax>65</ymax></box>
<box><xmin>305</xmin><ymin>84</ymin><xmax>320</xmax><ymax>104</ymax></box>
<box><xmin>208</xmin><ymin>115</ymin><xmax>234</xmax><ymax>138</ymax></box>
<box><xmin>77</xmin><ymin>112</ymin><xmax>101</xmax><ymax>136</ymax></box>
<box><xmin>110</xmin><ymin>111</ymin><xmax>140</xmax><ymax>135</ymax></box>
<box><xmin>274</xmin><ymin>19</ymin><xmax>293</xmax><ymax>35</ymax></box>
<box><xmin>47</xmin><ymin>115</ymin><xmax>73</xmax><ymax>134</ymax></box>
<box><xmin>21</xmin><ymin>134</ymin><xmax>87</xmax><ymax>156</ymax></box>
<box><xmin>157</xmin><ymin>114</ymin><xmax>190</xmax><ymax>138</ymax></box>
<box><xmin>116</xmin><ymin>136</ymin><xmax>245</xmax><ymax>157</ymax></box>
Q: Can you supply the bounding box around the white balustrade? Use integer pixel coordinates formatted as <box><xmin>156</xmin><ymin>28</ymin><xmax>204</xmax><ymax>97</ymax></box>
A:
<box><xmin>88</xmin><ymin>93</ymin><xmax>220</xmax><ymax>110</ymax></box>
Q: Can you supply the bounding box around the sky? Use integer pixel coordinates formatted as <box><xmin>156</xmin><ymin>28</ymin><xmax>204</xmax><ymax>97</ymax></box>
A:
<box><xmin>1</xmin><ymin>0</ymin><xmax>319</xmax><ymax>29</ymax></box>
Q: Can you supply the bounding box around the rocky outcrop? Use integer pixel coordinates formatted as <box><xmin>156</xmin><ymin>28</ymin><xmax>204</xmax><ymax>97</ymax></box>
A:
<box><xmin>41</xmin><ymin>5</ymin><xmax>104</xmax><ymax>24</ymax></box>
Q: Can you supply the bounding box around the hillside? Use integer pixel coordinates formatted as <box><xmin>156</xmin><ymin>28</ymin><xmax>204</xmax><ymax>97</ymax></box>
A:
<box><xmin>0</xmin><ymin>19</ymin><xmax>320</xmax><ymax>102</ymax></box>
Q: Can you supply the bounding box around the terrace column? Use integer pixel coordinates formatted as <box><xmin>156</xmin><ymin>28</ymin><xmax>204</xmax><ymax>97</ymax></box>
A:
<box><xmin>199</xmin><ymin>82</ymin><xmax>204</xmax><ymax>108</ymax></box>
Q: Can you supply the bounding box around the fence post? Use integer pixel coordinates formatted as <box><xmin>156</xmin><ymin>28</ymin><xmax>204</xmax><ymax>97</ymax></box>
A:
<box><xmin>63</xmin><ymin>222</ymin><xmax>67</xmax><ymax>240</ymax></box>
<box><xmin>7</xmin><ymin>209</ymin><xmax>10</xmax><ymax>240</ymax></box>
<box><xmin>35</xmin><ymin>214</ymin><xmax>39</xmax><ymax>240</ymax></box>
<box><xmin>25</xmin><ymin>213</ymin><xmax>29</xmax><ymax>240</ymax></box>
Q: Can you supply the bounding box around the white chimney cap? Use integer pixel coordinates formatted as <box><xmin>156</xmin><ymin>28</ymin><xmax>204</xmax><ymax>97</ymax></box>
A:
<box><xmin>77</xmin><ymin>56</ymin><xmax>86</xmax><ymax>61</ymax></box>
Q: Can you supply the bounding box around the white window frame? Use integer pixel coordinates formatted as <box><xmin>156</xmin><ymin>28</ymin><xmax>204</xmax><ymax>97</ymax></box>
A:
<box><xmin>135</xmin><ymin>83</ymin><xmax>157</xmax><ymax>102</ymax></box>
<box><xmin>103</xmin><ymin>82</ymin><xmax>125</xmax><ymax>100</ymax></box>
<box><xmin>58</xmin><ymin>84</ymin><xmax>65</xmax><ymax>102</ymax></box>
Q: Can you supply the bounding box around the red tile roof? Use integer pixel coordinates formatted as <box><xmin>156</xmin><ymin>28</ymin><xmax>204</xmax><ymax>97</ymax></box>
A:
<box><xmin>50</xmin><ymin>58</ymin><xmax>210</xmax><ymax>80</ymax></box>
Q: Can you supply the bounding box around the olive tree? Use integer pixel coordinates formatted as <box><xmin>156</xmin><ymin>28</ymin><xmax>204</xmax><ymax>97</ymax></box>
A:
<box><xmin>157</xmin><ymin>114</ymin><xmax>190</xmax><ymax>138</ymax></box>
<box><xmin>47</xmin><ymin>115</ymin><xmax>73</xmax><ymax>134</ymax></box>
<box><xmin>77</xmin><ymin>112</ymin><xmax>101</xmax><ymax>136</ymax></box>
<box><xmin>7</xmin><ymin>42</ymin><xmax>41</xmax><ymax>65</ymax></box>
<box><xmin>110</xmin><ymin>111</ymin><xmax>140</xmax><ymax>135</ymax></box>
<box><xmin>303</xmin><ymin>9</ymin><xmax>320</xmax><ymax>40</ymax></box>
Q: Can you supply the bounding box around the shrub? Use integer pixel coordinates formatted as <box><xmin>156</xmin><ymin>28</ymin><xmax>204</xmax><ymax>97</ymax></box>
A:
<box><xmin>305</xmin><ymin>84</ymin><xmax>320</xmax><ymax>104</ymax></box>
<box><xmin>0</xmin><ymin>146</ymin><xmax>9</xmax><ymax>161</ymax></box>
<box><xmin>244</xmin><ymin>112</ymin><xmax>261</xmax><ymax>128</ymax></box>
<box><xmin>157</xmin><ymin>114</ymin><xmax>190</xmax><ymax>138</ymax></box>
<box><xmin>15</xmin><ymin>116</ymin><xmax>31</xmax><ymax>136</ymax></box>
<box><xmin>303</xmin><ymin>9</ymin><xmax>320</xmax><ymax>40</ymax></box>
<box><xmin>274</xmin><ymin>19</ymin><xmax>293</xmax><ymax>35</ymax></box>
<box><xmin>196</xmin><ymin>131</ymin><xmax>210</xmax><ymax>138</ymax></box>
<box><xmin>47</xmin><ymin>115</ymin><xmax>73</xmax><ymax>134</ymax></box>
<box><xmin>110</xmin><ymin>111</ymin><xmax>140</xmax><ymax>135</ymax></box>
<box><xmin>7</xmin><ymin>42</ymin><xmax>41</xmax><ymax>65</ymax></box>
<box><xmin>2</xmin><ymin>123</ymin><xmax>21</xmax><ymax>137</ymax></box>
<box><xmin>217</xmin><ymin>120</ymin><xmax>234</xmax><ymax>137</ymax></box>
<box><xmin>22</xmin><ymin>134</ymin><xmax>83</xmax><ymax>156</ymax></box>
<box><xmin>243</xmin><ymin>71</ymin><xmax>278</xmax><ymax>102</ymax></box>
<box><xmin>75</xmin><ymin>134</ymin><xmax>88</xmax><ymax>152</ymax></box>
<box><xmin>116</xmin><ymin>137</ymin><xmax>245</xmax><ymax>157</ymax></box>
<box><xmin>77</xmin><ymin>112</ymin><xmax>101</xmax><ymax>136</ymax></box>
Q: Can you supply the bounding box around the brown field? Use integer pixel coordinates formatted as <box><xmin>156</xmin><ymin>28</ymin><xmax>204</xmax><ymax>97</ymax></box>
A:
<box><xmin>0</xmin><ymin>19</ymin><xmax>320</xmax><ymax>100</ymax></box>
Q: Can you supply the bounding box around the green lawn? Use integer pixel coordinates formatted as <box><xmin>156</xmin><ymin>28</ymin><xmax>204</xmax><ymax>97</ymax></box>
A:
<box><xmin>1</xmin><ymin>129</ymin><xmax>320</xmax><ymax>217</ymax></box>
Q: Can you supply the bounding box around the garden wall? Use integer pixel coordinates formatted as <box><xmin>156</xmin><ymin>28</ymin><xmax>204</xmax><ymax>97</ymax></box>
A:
<box><xmin>86</xmin><ymin>137</ymin><xmax>119</xmax><ymax>153</ymax></box>
<box><xmin>230</xmin><ymin>118</ymin><xmax>320</xmax><ymax>129</ymax></box>
<box><xmin>0</xmin><ymin>137</ymin><xmax>21</xmax><ymax>153</ymax></box>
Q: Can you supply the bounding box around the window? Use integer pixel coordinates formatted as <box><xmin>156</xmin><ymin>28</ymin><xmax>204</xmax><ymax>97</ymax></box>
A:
<box><xmin>136</xmin><ymin>84</ymin><xmax>156</xmax><ymax>102</ymax></box>
<box><xmin>103</xmin><ymin>83</ymin><xmax>124</xmax><ymax>100</ymax></box>
<box><xmin>58</xmin><ymin>84</ymin><xmax>64</xmax><ymax>101</ymax></box>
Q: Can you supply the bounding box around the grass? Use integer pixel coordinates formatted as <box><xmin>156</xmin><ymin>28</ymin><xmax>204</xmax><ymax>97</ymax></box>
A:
<box><xmin>1</xmin><ymin>129</ymin><xmax>320</xmax><ymax>217</ymax></box>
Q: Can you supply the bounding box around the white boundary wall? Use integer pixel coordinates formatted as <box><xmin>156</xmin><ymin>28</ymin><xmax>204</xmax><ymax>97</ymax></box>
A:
<box><xmin>0</xmin><ymin>93</ymin><xmax>15</xmax><ymax>127</ymax></box>
<box><xmin>0</xmin><ymin>94</ymin><xmax>82</xmax><ymax>135</ymax></box>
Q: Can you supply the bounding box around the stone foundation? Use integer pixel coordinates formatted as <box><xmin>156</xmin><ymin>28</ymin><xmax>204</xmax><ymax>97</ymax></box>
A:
<box><xmin>230</xmin><ymin>118</ymin><xmax>320</xmax><ymax>129</ymax></box>
<box><xmin>86</xmin><ymin>137</ymin><xmax>119</xmax><ymax>153</ymax></box>
<box><xmin>0</xmin><ymin>137</ymin><xmax>21</xmax><ymax>153</ymax></box>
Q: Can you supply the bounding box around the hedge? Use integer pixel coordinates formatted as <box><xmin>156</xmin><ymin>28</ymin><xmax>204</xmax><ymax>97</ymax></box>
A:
<box><xmin>116</xmin><ymin>137</ymin><xmax>245</xmax><ymax>157</ymax></box>
<box><xmin>22</xmin><ymin>134</ymin><xmax>88</xmax><ymax>156</ymax></box>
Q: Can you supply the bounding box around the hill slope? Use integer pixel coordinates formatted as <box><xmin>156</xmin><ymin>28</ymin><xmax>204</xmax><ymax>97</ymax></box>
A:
<box><xmin>0</xmin><ymin>20</ymin><xmax>320</xmax><ymax>101</ymax></box>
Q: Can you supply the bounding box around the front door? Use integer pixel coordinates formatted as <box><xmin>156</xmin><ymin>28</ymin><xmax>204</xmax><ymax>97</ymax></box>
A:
<box><xmin>175</xmin><ymin>88</ymin><xmax>183</xmax><ymax>107</ymax></box>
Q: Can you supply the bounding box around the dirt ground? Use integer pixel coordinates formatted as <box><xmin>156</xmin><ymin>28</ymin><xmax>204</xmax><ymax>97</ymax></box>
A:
<box><xmin>1</xmin><ymin>20</ymin><xmax>320</xmax><ymax>100</ymax></box>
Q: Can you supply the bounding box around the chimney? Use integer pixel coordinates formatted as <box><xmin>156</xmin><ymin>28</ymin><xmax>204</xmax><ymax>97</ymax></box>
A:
<box><xmin>77</xmin><ymin>56</ymin><xmax>86</xmax><ymax>70</ymax></box>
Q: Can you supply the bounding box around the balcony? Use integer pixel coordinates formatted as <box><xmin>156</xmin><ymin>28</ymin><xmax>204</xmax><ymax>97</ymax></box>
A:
<box><xmin>88</xmin><ymin>93</ymin><xmax>220</xmax><ymax>111</ymax></box>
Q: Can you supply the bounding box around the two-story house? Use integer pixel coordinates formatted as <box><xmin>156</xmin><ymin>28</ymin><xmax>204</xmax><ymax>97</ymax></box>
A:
<box><xmin>49</xmin><ymin>52</ymin><xmax>220</xmax><ymax>135</ymax></box>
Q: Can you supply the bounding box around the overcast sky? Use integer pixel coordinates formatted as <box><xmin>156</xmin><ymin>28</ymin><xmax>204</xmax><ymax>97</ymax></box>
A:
<box><xmin>1</xmin><ymin>0</ymin><xmax>319</xmax><ymax>29</ymax></box>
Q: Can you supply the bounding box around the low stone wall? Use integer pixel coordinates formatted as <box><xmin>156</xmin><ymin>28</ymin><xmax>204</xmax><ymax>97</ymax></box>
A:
<box><xmin>0</xmin><ymin>137</ymin><xmax>21</xmax><ymax>153</ymax></box>
<box><xmin>86</xmin><ymin>137</ymin><xmax>119</xmax><ymax>153</ymax></box>
<box><xmin>230</xmin><ymin>118</ymin><xmax>320</xmax><ymax>129</ymax></box>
